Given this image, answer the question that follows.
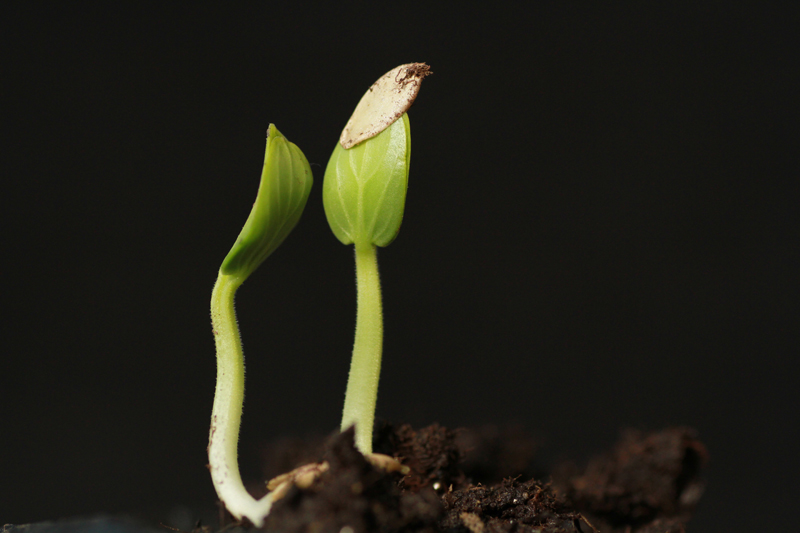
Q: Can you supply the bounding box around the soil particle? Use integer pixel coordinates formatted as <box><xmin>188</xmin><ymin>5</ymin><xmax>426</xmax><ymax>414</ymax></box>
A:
<box><xmin>553</xmin><ymin>427</ymin><xmax>707</xmax><ymax>532</ymax></box>
<box><xmin>374</xmin><ymin>422</ymin><xmax>467</xmax><ymax>492</ymax></box>
<box><xmin>440</xmin><ymin>478</ymin><xmax>586</xmax><ymax>533</ymax></box>
<box><xmin>262</xmin><ymin>428</ymin><xmax>442</xmax><ymax>533</ymax></box>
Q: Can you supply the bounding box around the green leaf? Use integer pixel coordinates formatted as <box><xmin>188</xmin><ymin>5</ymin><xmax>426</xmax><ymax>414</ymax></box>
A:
<box><xmin>220</xmin><ymin>124</ymin><xmax>313</xmax><ymax>278</ymax></box>
<box><xmin>322</xmin><ymin>113</ymin><xmax>410</xmax><ymax>247</ymax></box>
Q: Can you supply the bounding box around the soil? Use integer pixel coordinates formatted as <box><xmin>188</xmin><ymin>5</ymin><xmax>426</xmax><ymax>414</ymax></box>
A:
<box><xmin>212</xmin><ymin>422</ymin><xmax>707</xmax><ymax>533</ymax></box>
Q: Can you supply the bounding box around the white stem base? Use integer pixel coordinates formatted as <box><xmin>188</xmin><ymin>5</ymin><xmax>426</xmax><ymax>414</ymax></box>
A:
<box><xmin>208</xmin><ymin>273</ymin><xmax>275</xmax><ymax>527</ymax></box>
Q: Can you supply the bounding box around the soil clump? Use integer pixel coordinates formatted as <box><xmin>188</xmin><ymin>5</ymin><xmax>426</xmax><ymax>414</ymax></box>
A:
<box><xmin>219</xmin><ymin>423</ymin><xmax>706</xmax><ymax>533</ymax></box>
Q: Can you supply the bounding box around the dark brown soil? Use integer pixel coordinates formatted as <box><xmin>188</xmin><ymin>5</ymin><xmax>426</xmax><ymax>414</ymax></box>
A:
<box><xmin>215</xmin><ymin>423</ymin><xmax>707</xmax><ymax>533</ymax></box>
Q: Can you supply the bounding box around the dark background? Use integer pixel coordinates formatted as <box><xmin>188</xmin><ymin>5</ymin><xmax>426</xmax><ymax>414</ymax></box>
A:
<box><xmin>2</xmin><ymin>3</ymin><xmax>797</xmax><ymax>531</ymax></box>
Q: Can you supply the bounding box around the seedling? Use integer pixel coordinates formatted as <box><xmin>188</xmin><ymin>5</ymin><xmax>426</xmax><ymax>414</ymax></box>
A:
<box><xmin>206</xmin><ymin>63</ymin><xmax>429</xmax><ymax>526</ymax></box>
<box><xmin>208</xmin><ymin>124</ymin><xmax>312</xmax><ymax>526</ymax></box>
<box><xmin>323</xmin><ymin>63</ymin><xmax>431</xmax><ymax>453</ymax></box>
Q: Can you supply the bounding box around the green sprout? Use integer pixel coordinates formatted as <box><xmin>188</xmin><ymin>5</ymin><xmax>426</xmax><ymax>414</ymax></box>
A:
<box><xmin>206</xmin><ymin>65</ymin><xmax>428</xmax><ymax>524</ymax></box>
<box><xmin>208</xmin><ymin>124</ymin><xmax>312</xmax><ymax>526</ymax></box>
<box><xmin>323</xmin><ymin>63</ymin><xmax>431</xmax><ymax>453</ymax></box>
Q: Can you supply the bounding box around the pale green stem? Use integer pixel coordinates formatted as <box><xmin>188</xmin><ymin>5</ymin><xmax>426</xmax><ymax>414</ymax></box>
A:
<box><xmin>208</xmin><ymin>273</ymin><xmax>274</xmax><ymax>527</ymax></box>
<box><xmin>340</xmin><ymin>242</ymin><xmax>384</xmax><ymax>454</ymax></box>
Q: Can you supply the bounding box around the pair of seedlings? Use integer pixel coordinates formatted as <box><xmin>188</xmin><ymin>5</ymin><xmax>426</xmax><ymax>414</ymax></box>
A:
<box><xmin>208</xmin><ymin>63</ymin><xmax>431</xmax><ymax>526</ymax></box>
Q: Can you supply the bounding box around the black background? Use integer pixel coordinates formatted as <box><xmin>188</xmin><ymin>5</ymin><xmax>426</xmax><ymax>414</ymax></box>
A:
<box><xmin>2</xmin><ymin>3</ymin><xmax>797</xmax><ymax>531</ymax></box>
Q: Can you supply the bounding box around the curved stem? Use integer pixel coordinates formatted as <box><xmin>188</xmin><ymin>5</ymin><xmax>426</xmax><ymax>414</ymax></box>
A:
<box><xmin>208</xmin><ymin>273</ymin><xmax>274</xmax><ymax>527</ymax></box>
<box><xmin>340</xmin><ymin>243</ymin><xmax>383</xmax><ymax>454</ymax></box>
